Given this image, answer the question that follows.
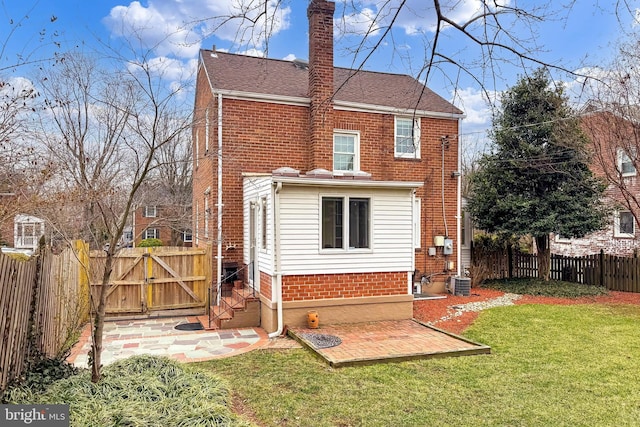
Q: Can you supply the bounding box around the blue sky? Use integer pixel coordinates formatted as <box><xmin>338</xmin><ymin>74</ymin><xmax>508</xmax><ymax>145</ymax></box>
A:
<box><xmin>2</xmin><ymin>0</ymin><xmax>638</xmax><ymax>154</ymax></box>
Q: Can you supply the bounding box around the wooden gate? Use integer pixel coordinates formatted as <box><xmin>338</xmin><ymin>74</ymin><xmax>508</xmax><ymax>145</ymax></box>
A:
<box><xmin>89</xmin><ymin>246</ymin><xmax>211</xmax><ymax>316</ymax></box>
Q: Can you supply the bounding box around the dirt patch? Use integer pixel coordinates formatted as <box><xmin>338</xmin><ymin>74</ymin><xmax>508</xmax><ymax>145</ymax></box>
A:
<box><xmin>413</xmin><ymin>288</ymin><xmax>640</xmax><ymax>334</ymax></box>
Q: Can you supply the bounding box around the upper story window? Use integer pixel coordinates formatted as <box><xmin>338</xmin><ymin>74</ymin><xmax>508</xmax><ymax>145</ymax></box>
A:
<box><xmin>395</xmin><ymin>117</ymin><xmax>420</xmax><ymax>158</ymax></box>
<box><xmin>618</xmin><ymin>148</ymin><xmax>636</xmax><ymax>177</ymax></box>
<box><xmin>333</xmin><ymin>131</ymin><xmax>360</xmax><ymax>172</ymax></box>
<box><xmin>182</xmin><ymin>230</ymin><xmax>193</xmax><ymax>243</ymax></box>
<box><xmin>143</xmin><ymin>206</ymin><xmax>157</xmax><ymax>218</ymax></box>
<box><xmin>321</xmin><ymin>196</ymin><xmax>370</xmax><ymax>250</ymax></box>
<box><xmin>614</xmin><ymin>211</ymin><xmax>635</xmax><ymax>238</ymax></box>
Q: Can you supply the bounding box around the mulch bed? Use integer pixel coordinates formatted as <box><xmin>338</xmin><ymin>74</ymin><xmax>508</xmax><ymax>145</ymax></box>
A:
<box><xmin>413</xmin><ymin>287</ymin><xmax>640</xmax><ymax>335</ymax></box>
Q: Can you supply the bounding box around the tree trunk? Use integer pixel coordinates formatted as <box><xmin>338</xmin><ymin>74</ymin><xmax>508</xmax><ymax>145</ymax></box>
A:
<box><xmin>535</xmin><ymin>234</ymin><xmax>551</xmax><ymax>281</ymax></box>
<box><xmin>91</xmin><ymin>253</ymin><xmax>114</xmax><ymax>383</ymax></box>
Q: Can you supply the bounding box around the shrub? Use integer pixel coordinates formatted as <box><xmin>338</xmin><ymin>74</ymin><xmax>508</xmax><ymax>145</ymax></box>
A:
<box><xmin>138</xmin><ymin>238</ymin><xmax>163</xmax><ymax>247</ymax></box>
<box><xmin>483</xmin><ymin>277</ymin><xmax>609</xmax><ymax>298</ymax></box>
<box><xmin>5</xmin><ymin>355</ymin><xmax>250</xmax><ymax>426</ymax></box>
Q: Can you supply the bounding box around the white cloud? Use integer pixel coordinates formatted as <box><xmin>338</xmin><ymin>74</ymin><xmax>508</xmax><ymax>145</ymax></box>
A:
<box><xmin>104</xmin><ymin>0</ymin><xmax>291</xmax><ymax>58</ymax></box>
<box><xmin>283</xmin><ymin>53</ymin><xmax>296</xmax><ymax>61</ymax></box>
<box><xmin>335</xmin><ymin>7</ymin><xmax>381</xmax><ymax>38</ymax></box>
<box><xmin>454</xmin><ymin>86</ymin><xmax>499</xmax><ymax>155</ymax></box>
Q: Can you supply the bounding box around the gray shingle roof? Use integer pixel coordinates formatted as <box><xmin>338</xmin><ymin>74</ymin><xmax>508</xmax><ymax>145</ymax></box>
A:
<box><xmin>200</xmin><ymin>50</ymin><xmax>463</xmax><ymax>116</ymax></box>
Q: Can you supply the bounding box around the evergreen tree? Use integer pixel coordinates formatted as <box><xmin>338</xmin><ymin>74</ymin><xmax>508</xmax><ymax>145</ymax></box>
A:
<box><xmin>468</xmin><ymin>69</ymin><xmax>607</xmax><ymax>280</ymax></box>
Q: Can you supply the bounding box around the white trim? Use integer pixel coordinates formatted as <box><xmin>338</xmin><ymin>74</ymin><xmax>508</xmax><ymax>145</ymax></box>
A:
<box><xmin>333</xmin><ymin>130</ymin><xmax>360</xmax><ymax>172</ymax></box>
<box><xmin>614</xmin><ymin>210</ymin><xmax>635</xmax><ymax>238</ymax></box>
<box><xmin>319</xmin><ymin>194</ymin><xmax>373</xmax><ymax>253</ymax></box>
<box><xmin>413</xmin><ymin>197</ymin><xmax>421</xmax><ymax>249</ymax></box>
<box><xmin>273</xmin><ymin>176</ymin><xmax>423</xmax><ymax>189</ymax></box>
<box><xmin>394</xmin><ymin>116</ymin><xmax>421</xmax><ymax>159</ymax></box>
<box><xmin>617</xmin><ymin>147</ymin><xmax>637</xmax><ymax>177</ymax></box>
<box><xmin>205</xmin><ymin>89</ymin><xmax>465</xmax><ymax>119</ymax></box>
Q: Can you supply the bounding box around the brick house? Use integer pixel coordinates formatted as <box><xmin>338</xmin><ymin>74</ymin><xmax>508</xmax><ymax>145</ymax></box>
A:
<box><xmin>192</xmin><ymin>0</ymin><xmax>464</xmax><ymax>332</ymax></box>
<box><xmin>551</xmin><ymin>107</ymin><xmax>640</xmax><ymax>256</ymax></box>
<box><xmin>132</xmin><ymin>205</ymin><xmax>193</xmax><ymax>247</ymax></box>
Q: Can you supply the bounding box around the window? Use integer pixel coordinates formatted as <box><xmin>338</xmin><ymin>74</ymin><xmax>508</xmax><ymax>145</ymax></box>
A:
<box><xmin>321</xmin><ymin>196</ymin><xmax>370</xmax><ymax>250</ymax></box>
<box><xmin>183</xmin><ymin>230</ymin><xmax>193</xmax><ymax>243</ymax></box>
<box><xmin>143</xmin><ymin>206</ymin><xmax>157</xmax><ymax>218</ymax></box>
<box><xmin>333</xmin><ymin>132</ymin><xmax>359</xmax><ymax>172</ymax></box>
<box><xmin>615</xmin><ymin>211</ymin><xmax>635</xmax><ymax>238</ymax></box>
<box><xmin>143</xmin><ymin>228</ymin><xmax>159</xmax><ymax>239</ymax></box>
<box><xmin>618</xmin><ymin>148</ymin><xmax>636</xmax><ymax>177</ymax></box>
<box><xmin>414</xmin><ymin>198</ymin><xmax>421</xmax><ymax>249</ymax></box>
<box><xmin>261</xmin><ymin>197</ymin><xmax>267</xmax><ymax>250</ymax></box>
<box><xmin>395</xmin><ymin>117</ymin><xmax>420</xmax><ymax>158</ymax></box>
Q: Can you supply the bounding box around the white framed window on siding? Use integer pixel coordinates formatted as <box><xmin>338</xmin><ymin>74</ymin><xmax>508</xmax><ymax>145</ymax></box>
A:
<box><xmin>614</xmin><ymin>211</ymin><xmax>635</xmax><ymax>238</ymax></box>
<box><xmin>395</xmin><ymin>117</ymin><xmax>420</xmax><ymax>158</ymax></box>
<box><xmin>413</xmin><ymin>198</ymin><xmax>421</xmax><ymax>249</ymax></box>
<box><xmin>261</xmin><ymin>196</ymin><xmax>268</xmax><ymax>251</ymax></box>
<box><xmin>143</xmin><ymin>228</ymin><xmax>159</xmax><ymax>239</ymax></box>
<box><xmin>143</xmin><ymin>206</ymin><xmax>157</xmax><ymax>218</ymax></box>
<box><xmin>321</xmin><ymin>196</ymin><xmax>370</xmax><ymax>250</ymax></box>
<box><xmin>618</xmin><ymin>148</ymin><xmax>636</xmax><ymax>177</ymax></box>
<box><xmin>333</xmin><ymin>131</ymin><xmax>359</xmax><ymax>172</ymax></box>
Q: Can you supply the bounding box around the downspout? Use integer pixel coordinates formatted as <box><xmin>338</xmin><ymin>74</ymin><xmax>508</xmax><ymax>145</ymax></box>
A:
<box><xmin>456</xmin><ymin>120</ymin><xmax>462</xmax><ymax>277</ymax></box>
<box><xmin>268</xmin><ymin>181</ymin><xmax>284</xmax><ymax>338</ymax></box>
<box><xmin>216</xmin><ymin>93</ymin><xmax>223</xmax><ymax>305</ymax></box>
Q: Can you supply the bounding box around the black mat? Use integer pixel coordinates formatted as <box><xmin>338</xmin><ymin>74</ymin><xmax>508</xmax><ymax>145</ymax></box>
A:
<box><xmin>174</xmin><ymin>322</ymin><xmax>204</xmax><ymax>331</ymax></box>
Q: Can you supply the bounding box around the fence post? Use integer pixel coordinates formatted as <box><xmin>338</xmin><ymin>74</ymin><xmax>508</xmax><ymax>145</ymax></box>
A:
<box><xmin>75</xmin><ymin>240</ymin><xmax>90</xmax><ymax>323</ymax></box>
<box><xmin>507</xmin><ymin>244</ymin><xmax>513</xmax><ymax>279</ymax></box>
<box><xmin>599</xmin><ymin>249</ymin><xmax>605</xmax><ymax>288</ymax></box>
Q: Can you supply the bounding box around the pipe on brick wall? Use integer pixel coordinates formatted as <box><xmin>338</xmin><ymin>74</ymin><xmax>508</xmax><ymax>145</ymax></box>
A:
<box><xmin>269</xmin><ymin>181</ymin><xmax>284</xmax><ymax>338</ymax></box>
<box><xmin>216</xmin><ymin>92</ymin><xmax>223</xmax><ymax>305</ymax></box>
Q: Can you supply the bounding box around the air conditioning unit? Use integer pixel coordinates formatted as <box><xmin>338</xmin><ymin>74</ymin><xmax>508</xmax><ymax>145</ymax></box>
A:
<box><xmin>448</xmin><ymin>277</ymin><xmax>471</xmax><ymax>296</ymax></box>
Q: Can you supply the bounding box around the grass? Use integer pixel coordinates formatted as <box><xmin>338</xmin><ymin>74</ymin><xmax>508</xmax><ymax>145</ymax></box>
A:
<box><xmin>6</xmin><ymin>355</ymin><xmax>250</xmax><ymax>427</ymax></box>
<box><xmin>195</xmin><ymin>303</ymin><xmax>640</xmax><ymax>426</ymax></box>
<box><xmin>481</xmin><ymin>277</ymin><xmax>609</xmax><ymax>298</ymax></box>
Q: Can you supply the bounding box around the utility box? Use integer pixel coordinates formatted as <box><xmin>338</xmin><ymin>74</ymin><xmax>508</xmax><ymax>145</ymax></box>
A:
<box><xmin>443</xmin><ymin>238</ymin><xmax>454</xmax><ymax>255</ymax></box>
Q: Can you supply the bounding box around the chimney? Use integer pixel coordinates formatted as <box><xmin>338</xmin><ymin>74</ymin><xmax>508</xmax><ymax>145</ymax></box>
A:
<box><xmin>307</xmin><ymin>0</ymin><xmax>335</xmax><ymax>172</ymax></box>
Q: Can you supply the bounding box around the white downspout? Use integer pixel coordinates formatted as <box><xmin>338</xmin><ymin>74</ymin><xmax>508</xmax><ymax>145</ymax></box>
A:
<box><xmin>456</xmin><ymin>126</ymin><xmax>462</xmax><ymax>277</ymax></box>
<box><xmin>216</xmin><ymin>93</ymin><xmax>223</xmax><ymax>305</ymax></box>
<box><xmin>269</xmin><ymin>181</ymin><xmax>283</xmax><ymax>338</ymax></box>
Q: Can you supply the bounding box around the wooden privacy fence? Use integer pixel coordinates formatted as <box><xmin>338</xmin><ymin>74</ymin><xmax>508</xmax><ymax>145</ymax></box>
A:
<box><xmin>0</xmin><ymin>241</ymin><xmax>89</xmax><ymax>395</ymax></box>
<box><xmin>89</xmin><ymin>246</ymin><xmax>211</xmax><ymax>317</ymax></box>
<box><xmin>476</xmin><ymin>248</ymin><xmax>640</xmax><ymax>292</ymax></box>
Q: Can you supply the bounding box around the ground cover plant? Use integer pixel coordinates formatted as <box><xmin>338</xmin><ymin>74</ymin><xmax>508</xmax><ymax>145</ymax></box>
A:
<box><xmin>6</xmin><ymin>355</ymin><xmax>250</xmax><ymax>427</ymax></box>
<box><xmin>482</xmin><ymin>277</ymin><xmax>609</xmax><ymax>298</ymax></box>
<box><xmin>197</xmin><ymin>298</ymin><xmax>640</xmax><ymax>426</ymax></box>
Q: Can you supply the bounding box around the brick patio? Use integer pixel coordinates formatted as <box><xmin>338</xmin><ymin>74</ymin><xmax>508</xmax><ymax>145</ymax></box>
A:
<box><xmin>289</xmin><ymin>319</ymin><xmax>490</xmax><ymax>367</ymax></box>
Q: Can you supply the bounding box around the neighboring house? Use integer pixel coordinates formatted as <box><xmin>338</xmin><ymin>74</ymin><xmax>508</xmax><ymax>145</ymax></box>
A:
<box><xmin>192</xmin><ymin>0</ymin><xmax>464</xmax><ymax>331</ymax></box>
<box><xmin>13</xmin><ymin>214</ymin><xmax>45</xmax><ymax>252</ymax></box>
<box><xmin>132</xmin><ymin>205</ymin><xmax>192</xmax><ymax>247</ymax></box>
<box><xmin>551</xmin><ymin>107</ymin><xmax>640</xmax><ymax>256</ymax></box>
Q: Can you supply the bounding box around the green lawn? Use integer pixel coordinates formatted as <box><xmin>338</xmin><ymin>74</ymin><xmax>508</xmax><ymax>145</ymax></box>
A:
<box><xmin>195</xmin><ymin>303</ymin><xmax>640</xmax><ymax>426</ymax></box>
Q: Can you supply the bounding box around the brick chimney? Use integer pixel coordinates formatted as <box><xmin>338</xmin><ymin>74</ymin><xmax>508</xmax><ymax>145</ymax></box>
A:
<box><xmin>307</xmin><ymin>0</ymin><xmax>335</xmax><ymax>172</ymax></box>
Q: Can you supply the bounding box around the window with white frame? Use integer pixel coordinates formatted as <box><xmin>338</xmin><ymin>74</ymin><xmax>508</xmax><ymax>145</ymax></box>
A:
<box><xmin>143</xmin><ymin>206</ymin><xmax>157</xmax><ymax>218</ymax></box>
<box><xmin>395</xmin><ymin>117</ymin><xmax>420</xmax><ymax>158</ymax></box>
<box><xmin>333</xmin><ymin>131</ymin><xmax>359</xmax><ymax>172</ymax></box>
<box><xmin>614</xmin><ymin>211</ymin><xmax>635</xmax><ymax>238</ymax></box>
<box><xmin>143</xmin><ymin>228</ymin><xmax>159</xmax><ymax>239</ymax></box>
<box><xmin>182</xmin><ymin>230</ymin><xmax>193</xmax><ymax>243</ymax></box>
<box><xmin>321</xmin><ymin>196</ymin><xmax>370</xmax><ymax>250</ymax></box>
<box><xmin>413</xmin><ymin>198</ymin><xmax>421</xmax><ymax>249</ymax></box>
<box><xmin>618</xmin><ymin>148</ymin><xmax>636</xmax><ymax>177</ymax></box>
<box><xmin>261</xmin><ymin>196</ymin><xmax>267</xmax><ymax>250</ymax></box>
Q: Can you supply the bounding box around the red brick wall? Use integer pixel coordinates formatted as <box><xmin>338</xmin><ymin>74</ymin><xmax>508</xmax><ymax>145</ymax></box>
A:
<box><xmin>308</xmin><ymin>0</ymin><xmax>335</xmax><ymax>172</ymax></box>
<box><xmin>281</xmin><ymin>271</ymin><xmax>407</xmax><ymax>301</ymax></box>
<box><xmin>259</xmin><ymin>270</ymin><xmax>272</xmax><ymax>300</ymax></box>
